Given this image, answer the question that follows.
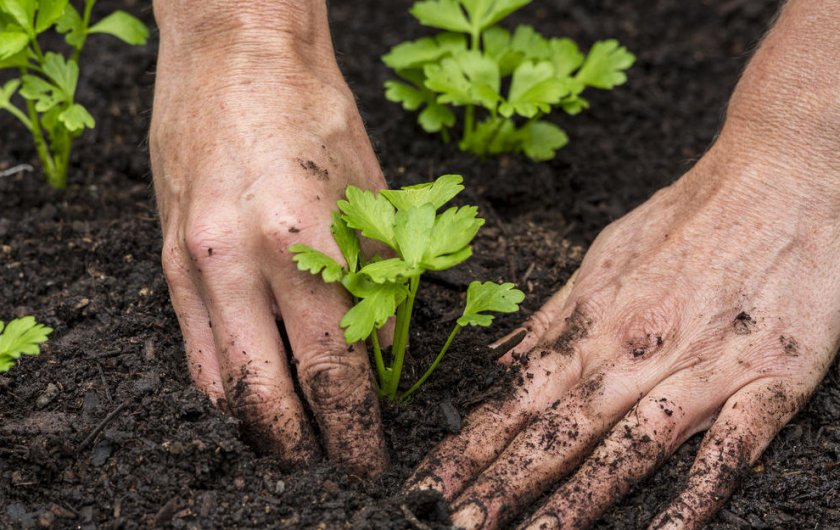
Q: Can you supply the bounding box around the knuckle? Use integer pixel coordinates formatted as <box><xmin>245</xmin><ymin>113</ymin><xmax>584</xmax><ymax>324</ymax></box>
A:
<box><xmin>183</xmin><ymin>217</ymin><xmax>237</xmax><ymax>261</ymax></box>
<box><xmin>161</xmin><ymin>242</ymin><xmax>191</xmax><ymax>285</ymax></box>
<box><xmin>297</xmin><ymin>347</ymin><xmax>371</xmax><ymax>409</ymax></box>
<box><xmin>614</xmin><ymin>298</ymin><xmax>682</xmax><ymax>360</ymax></box>
<box><xmin>226</xmin><ymin>375</ymin><xmax>285</xmax><ymax>425</ymax></box>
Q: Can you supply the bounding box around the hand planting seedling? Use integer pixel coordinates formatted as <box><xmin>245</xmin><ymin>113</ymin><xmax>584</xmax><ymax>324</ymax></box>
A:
<box><xmin>0</xmin><ymin>316</ymin><xmax>52</xmax><ymax>372</ymax></box>
<box><xmin>0</xmin><ymin>0</ymin><xmax>148</xmax><ymax>188</ymax></box>
<box><xmin>290</xmin><ymin>174</ymin><xmax>525</xmax><ymax>401</ymax></box>
<box><xmin>382</xmin><ymin>0</ymin><xmax>634</xmax><ymax>161</ymax></box>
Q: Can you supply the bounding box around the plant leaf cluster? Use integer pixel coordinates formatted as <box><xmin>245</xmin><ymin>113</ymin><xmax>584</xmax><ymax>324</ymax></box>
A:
<box><xmin>0</xmin><ymin>0</ymin><xmax>148</xmax><ymax>189</ymax></box>
<box><xmin>290</xmin><ymin>174</ymin><xmax>525</xmax><ymax>401</ymax></box>
<box><xmin>383</xmin><ymin>0</ymin><xmax>635</xmax><ymax>161</ymax></box>
<box><xmin>0</xmin><ymin>316</ymin><xmax>52</xmax><ymax>372</ymax></box>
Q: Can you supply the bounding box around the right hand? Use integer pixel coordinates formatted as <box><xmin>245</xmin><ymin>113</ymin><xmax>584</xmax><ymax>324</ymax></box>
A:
<box><xmin>149</xmin><ymin>1</ymin><xmax>388</xmax><ymax>475</ymax></box>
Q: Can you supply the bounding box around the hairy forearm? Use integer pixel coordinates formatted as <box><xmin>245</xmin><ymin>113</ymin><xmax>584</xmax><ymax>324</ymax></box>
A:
<box><xmin>721</xmin><ymin>0</ymin><xmax>840</xmax><ymax>173</ymax></box>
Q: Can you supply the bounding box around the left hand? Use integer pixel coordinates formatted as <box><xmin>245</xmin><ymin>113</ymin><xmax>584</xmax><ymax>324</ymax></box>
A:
<box><xmin>405</xmin><ymin>144</ymin><xmax>840</xmax><ymax>529</ymax></box>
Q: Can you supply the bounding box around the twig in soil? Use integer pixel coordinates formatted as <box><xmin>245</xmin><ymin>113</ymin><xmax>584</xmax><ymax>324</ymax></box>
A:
<box><xmin>400</xmin><ymin>504</ymin><xmax>432</xmax><ymax>530</ymax></box>
<box><xmin>521</xmin><ymin>262</ymin><xmax>536</xmax><ymax>284</ymax></box>
<box><xmin>0</xmin><ymin>164</ymin><xmax>34</xmax><ymax>178</ymax></box>
<box><xmin>77</xmin><ymin>400</ymin><xmax>129</xmax><ymax>452</ymax></box>
<box><xmin>95</xmin><ymin>362</ymin><xmax>113</xmax><ymax>402</ymax></box>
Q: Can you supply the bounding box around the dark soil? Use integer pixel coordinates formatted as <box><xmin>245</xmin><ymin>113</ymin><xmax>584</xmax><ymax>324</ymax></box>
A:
<box><xmin>2</xmin><ymin>0</ymin><xmax>839</xmax><ymax>528</ymax></box>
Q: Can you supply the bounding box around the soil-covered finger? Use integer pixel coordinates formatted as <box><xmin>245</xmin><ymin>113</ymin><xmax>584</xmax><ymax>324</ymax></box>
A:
<box><xmin>519</xmin><ymin>391</ymin><xmax>709</xmax><ymax>530</ymax></box>
<box><xmin>649</xmin><ymin>378</ymin><xmax>811</xmax><ymax>530</ymax></box>
<box><xmin>160</xmin><ymin>243</ymin><xmax>225</xmax><ymax>402</ymax></box>
<box><xmin>449</xmin><ymin>372</ymin><xmax>638</xmax><ymax>530</ymax></box>
<box><xmin>275</xmin><ymin>275</ymin><xmax>388</xmax><ymax>477</ymax></box>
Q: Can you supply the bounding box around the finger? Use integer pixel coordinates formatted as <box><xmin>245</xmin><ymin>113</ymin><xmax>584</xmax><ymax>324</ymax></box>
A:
<box><xmin>494</xmin><ymin>269</ymin><xmax>579</xmax><ymax>364</ymax></box>
<box><xmin>406</xmin><ymin>347</ymin><xmax>584</xmax><ymax>501</ymax></box>
<box><xmin>648</xmin><ymin>378</ymin><xmax>808</xmax><ymax>530</ymax></box>
<box><xmin>272</xmin><ymin>257</ymin><xmax>388</xmax><ymax>477</ymax></box>
<box><xmin>518</xmin><ymin>382</ymin><xmax>717</xmax><ymax>530</ymax></box>
<box><xmin>450</xmin><ymin>371</ymin><xmax>637</xmax><ymax>530</ymax></box>
<box><xmin>161</xmin><ymin>242</ymin><xmax>224</xmax><ymax>403</ymax></box>
<box><xmin>185</xmin><ymin>234</ymin><xmax>320</xmax><ymax>465</ymax></box>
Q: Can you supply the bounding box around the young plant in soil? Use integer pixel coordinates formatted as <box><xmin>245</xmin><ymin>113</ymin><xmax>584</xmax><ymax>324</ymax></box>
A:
<box><xmin>0</xmin><ymin>0</ymin><xmax>149</xmax><ymax>189</ymax></box>
<box><xmin>383</xmin><ymin>0</ymin><xmax>635</xmax><ymax>161</ymax></box>
<box><xmin>290</xmin><ymin>174</ymin><xmax>525</xmax><ymax>401</ymax></box>
<box><xmin>0</xmin><ymin>316</ymin><xmax>52</xmax><ymax>372</ymax></box>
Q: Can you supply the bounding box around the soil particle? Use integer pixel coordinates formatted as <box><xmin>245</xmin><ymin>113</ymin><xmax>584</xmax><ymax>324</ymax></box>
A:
<box><xmin>733</xmin><ymin>311</ymin><xmax>755</xmax><ymax>335</ymax></box>
<box><xmin>779</xmin><ymin>335</ymin><xmax>799</xmax><ymax>356</ymax></box>
<box><xmin>548</xmin><ymin>304</ymin><xmax>592</xmax><ymax>357</ymax></box>
<box><xmin>297</xmin><ymin>158</ymin><xmax>330</xmax><ymax>181</ymax></box>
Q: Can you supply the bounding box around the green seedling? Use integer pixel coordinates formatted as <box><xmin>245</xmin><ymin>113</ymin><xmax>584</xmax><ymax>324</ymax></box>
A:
<box><xmin>290</xmin><ymin>174</ymin><xmax>525</xmax><ymax>401</ymax></box>
<box><xmin>0</xmin><ymin>0</ymin><xmax>149</xmax><ymax>189</ymax></box>
<box><xmin>0</xmin><ymin>316</ymin><xmax>52</xmax><ymax>372</ymax></box>
<box><xmin>383</xmin><ymin>0</ymin><xmax>635</xmax><ymax>161</ymax></box>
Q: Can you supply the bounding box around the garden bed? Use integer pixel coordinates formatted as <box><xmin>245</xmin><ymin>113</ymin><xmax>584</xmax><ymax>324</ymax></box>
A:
<box><xmin>1</xmin><ymin>0</ymin><xmax>838</xmax><ymax>528</ymax></box>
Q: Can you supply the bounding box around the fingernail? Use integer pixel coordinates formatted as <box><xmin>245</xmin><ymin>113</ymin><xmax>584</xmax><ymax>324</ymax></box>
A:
<box><xmin>451</xmin><ymin>501</ymin><xmax>487</xmax><ymax>530</ymax></box>
<box><xmin>522</xmin><ymin>513</ymin><xmax>561</xmax><ymax>530</ymax></box>
<box><xmin>489</xmin><ymin>328</ymin><xmax>527</xmax><ymax>353</ymax></box>
<box><xmin>407</xmin><ymin>475</ymin><xmax>443</xmax><ymax>493</ymax></box>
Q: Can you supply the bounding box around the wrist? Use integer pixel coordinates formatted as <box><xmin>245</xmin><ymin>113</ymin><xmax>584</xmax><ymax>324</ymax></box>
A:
<box><xmin>153</xmin><ymin>0</ymin><xmax>338</xmax><ymax>76</ymax></box>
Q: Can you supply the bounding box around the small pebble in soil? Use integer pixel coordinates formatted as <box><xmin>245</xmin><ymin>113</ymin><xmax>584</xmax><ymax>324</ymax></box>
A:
<box><xmin>36</xmin><ymin>383</ymin><xmax>60</xmax><ymax>409</ymax></box>
<box><xmin>440</xmin><ymin>399</ymin><xmax>462</xmax><ymax>433</ymax></box>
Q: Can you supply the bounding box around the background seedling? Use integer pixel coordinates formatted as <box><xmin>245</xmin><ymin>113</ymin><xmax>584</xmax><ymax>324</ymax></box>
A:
<box><xmin>383</xmin><ymin>0</ymin><xmax>634</xmax><ymax>161</ymax></box>
<box><xmin>291</xmin><ymin>174</ymin><xmax>525</xmax><ymax>401</ymax></box>
<box><xmin>0</xmin><ymin>316</ymin><xmax>52</xmax><ymax>372</ymax></box>
<box><xmin>0</xmin><ymin>0</ymin><xmax>148</xmax><ymax>188</ymax></box>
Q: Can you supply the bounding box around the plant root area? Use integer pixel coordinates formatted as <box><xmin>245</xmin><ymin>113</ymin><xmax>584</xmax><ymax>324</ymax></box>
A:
<box><xmin>2</xmin><ymin>1</ymin><xmax>838</xmax><ymax>528</ymax></box>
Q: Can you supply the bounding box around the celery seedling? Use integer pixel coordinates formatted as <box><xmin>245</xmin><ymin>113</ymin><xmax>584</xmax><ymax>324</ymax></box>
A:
<box><xmin>382</xmin><ymin>0</ymin><xmax>635</xmax><ymax>161</ymax></box>
<box><xmin>0</xmin><ymin>0</ymin><xmax>149</xmax><ymax>188</ymax></box>
<box><xmin>290</xmin><ymin>174</ymin><xmax>525</xmax><ymax>401</ymax></box>
<box><xmin>0</xmin><ymin>316</ymin><xmax>52</xmax><ymax>372</ymax></box>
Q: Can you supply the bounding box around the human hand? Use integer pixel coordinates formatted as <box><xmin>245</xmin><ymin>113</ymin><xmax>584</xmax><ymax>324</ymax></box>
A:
<box><xmin>149</xmin><ymin>2</ymin><xmax>387</xmax><ymax>475</ymax></box>
<box><xmin>406</xmin><ymin>1</ymin><xmax>840</xmax><ymax>521</ymax></box>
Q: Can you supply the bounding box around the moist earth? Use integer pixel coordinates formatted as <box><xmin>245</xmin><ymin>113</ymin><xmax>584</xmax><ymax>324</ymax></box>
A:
<box><xmin>2</xmin><ymin>0</ymin><xmax>839</xmax><ymax>528</ymax></box>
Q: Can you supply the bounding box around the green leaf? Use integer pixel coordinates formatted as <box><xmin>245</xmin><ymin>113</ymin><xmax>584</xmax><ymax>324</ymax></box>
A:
<box><xmin>460</xmin><ymin>115</ymin><xmax>518</xmax><ymax>155</ymax></box>
<box><xmin>418</xmin><ymin>102</ymin><xmax>455</xmax><ymax>132</ymax></box>
<box><xmin>457</xmin><ymin>281</ymin><xmax>524</xmax><ymax>327</ymax></box>
<box><xmin>394</xmin><ymin>204</ymin><xmax>436</xmax><ymax>266</ymax></box>
<box><xmin>19</xmin><ymin>74</ymin><xmax>64</xmax><ymax>112</ymax></box>
<box><xmin>88</xmin><ymin>10</ymin><xmax>149</xmax><ymax>45</ymax></box>
<box><xmin>384</xmin><ymin>80</ymin><xmax>426</xmax><ymax>111</ymax></box>
<box><xmin>0</xmin><ymin>78</ymin><xmax>20</xmax><ymax>105</ymax></box>
<box><xmin>548</xmin><ymin>37</ymin><xmax>584</xmax><ymax>77</ymax></box>
<box><xmin>509</xmin><ymin>25</ymin><xmax>550</xmax><ymax>60</ymax></box>
<box><xmin>0</xmin><ymin>316</ymin><xmax>52</xmax><ymax>373</ymax></box>
<box><xmin>289</xmin><ymin>244</ymin><xmax>344</xmax><ymax>283</ymax></box>
<box><xmin>409</xmin><ymin>0</ymin><xmax>471</xmax><ymax>33</ymax></box>
<box><xmin>424</xmin><ymin>50</ymin><xmax>500</xmax><ymax>110</ymax></box>
<box><xmin>461</xmin><ymin>0</ymin><xmax>531</xmax><ymax>32</ymax></box>
<box><xmin>483</xmin><ymin>26</ymin><xmax>524</xmax><ymax>76</ymax></box>
<box><xmin>499</xmin><ymin>60</ymin><xmax>569</xmax><ymax>118</ymax></box>
<box><xmin>359</xmin><ymin>258</ymin><xmax>420</xmax><ymax>283</ymax></box>
<box><xmin>338</xmin><ymin>186</ymin><xmax>396</xmax><ymax>248</ymax></box>
<box><xmin>520</xmin><ymin>120</ymin><xmax>568</xmax><ymax>161</ymax></box>
<box><xmin>35</xmin><ymin>0</ymin><xmax>68</xmax><ymax>33</ymax></box>
<box><xmin>422</xmin><ymin>246</ymin><xmax>472</xmax><ymax>270</ymax></box>
<box><xmin>576</xmin><ymin>39</ymin><xmax>635</xmax><ymax>90</ymax></box>
<box><xmin>55</xmin><ymin>4</ymin><xmax>84</xmax><ymax>49</ymax></box>
<box><xmin>0</xmin><ymin>30</ymin><xmax>28</xmax><ymax>59</ymax></box>
<box><xmin>340</xmin><ymin>283</ymin><xmax>408</xmax><ymax>343</ymax></box>
<box><xmin>58</xmin><ymin>102</ymin><xmax>94</xmax><ymax>132</ymax></box>
<box><xmin>0</xmin><ymin>0</ymin><xmax>36</xmax><ymax>32</ymax></box>
<box><xmin>330</xmin><ymin>212</ymin><xmax>361</xmax><ymax>273</ymax></box>
<box><xmin>383</xmin><ymin>32</ymin><xmax>466</xmax><ymax>70</ymax></box>
<box><xmin>0</xmin><ymin>47</ymin><xmax>28</xmax><ymax>68</ymax></box>
<box><xmin>381</xmin><ymin>174</ymin><xmax>464</xmax><ymax>211</ymax></box>
<box><xmin>41</xmin><ymin>52</ymin><xmax>77</xmax><ymax>96</ymax></box>
<box><xmin>425</xmin><ymin>205</ymin><xmax>484</xmax><ymax>260</ymax></box>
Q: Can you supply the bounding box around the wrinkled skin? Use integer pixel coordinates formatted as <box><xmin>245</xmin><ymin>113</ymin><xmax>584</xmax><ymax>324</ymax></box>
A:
<box><xmin>149</xmin><ymin>2</ymin><xmax>387</xmax><ymax>475</ymax></box>
<box><xmin>407</xmin><ymin>1</ymin><xmax>840</xmax><ymax>527</ymax></box>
